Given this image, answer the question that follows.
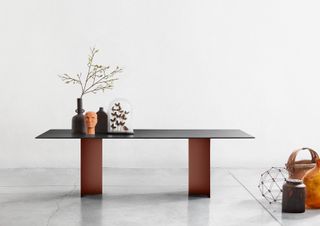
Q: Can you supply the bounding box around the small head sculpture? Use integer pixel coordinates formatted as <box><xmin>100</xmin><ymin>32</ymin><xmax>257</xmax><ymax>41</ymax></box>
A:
<box><xmin>85</xmin><ymin>112</ymin><xmax>97</xmax><ymax>135</ymax></box>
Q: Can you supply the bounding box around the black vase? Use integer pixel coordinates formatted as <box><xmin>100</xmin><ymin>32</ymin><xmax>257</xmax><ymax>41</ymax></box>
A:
<box><xmin>72</xmin><ymin>98</ymin><xmax>86</xmax><ymax>134</ymax></box>
<box><xmin>96</xmin><ymin>107</ymin><xmax>108</xmax><ymax>134</ymax></box>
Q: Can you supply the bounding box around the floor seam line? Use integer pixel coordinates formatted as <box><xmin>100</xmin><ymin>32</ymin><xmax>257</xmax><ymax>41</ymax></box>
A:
<box><xmin>46</xmin><ymin>184</ymin><xmax>77</xmax><ymax>226</ymax></box>
<box><xmin>228</xmin><ymin>171</ymin><xmax>283</xmax><ymax>226</ymax></box>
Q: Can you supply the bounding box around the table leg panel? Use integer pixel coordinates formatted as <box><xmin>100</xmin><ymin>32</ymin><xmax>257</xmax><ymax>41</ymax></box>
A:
<box><xmin>188</xmin><ymin>138</ymin><xmax>210</xmax><ymax>197</ymax></box>
<box><xmin>81</xmin><ymin>138</ymin><xmax>103</xmax><ymax>196</ymax></box>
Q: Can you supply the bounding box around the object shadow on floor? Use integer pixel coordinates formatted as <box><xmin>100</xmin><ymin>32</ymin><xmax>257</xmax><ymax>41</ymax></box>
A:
<box><xmin>0</xmin><ymin>187</ymin><xmax>78</xmax><ymax>205</ymax></box>
<box><xmin>79</xmin><ymin>191</ymin><xmax>188</xmax><ymax>205</ymax></box>
<box><xmin>187</xmin><ymin>197</ymin><xmax>210</xmax><ymax>226</ymax></box>
<box><xmin>281</xmin><ymin>209</ymin><xmax>320</xmax><ymax>221</ymax></box>
<box><xmin>81</xmin><ymin>195</ymin><xmax>103</xmax><ymax>226</ymax></box>
<box><xmin>238</xmin><ymin>199</ymin><xmax>320</xmax><ymax>222</ymax></box>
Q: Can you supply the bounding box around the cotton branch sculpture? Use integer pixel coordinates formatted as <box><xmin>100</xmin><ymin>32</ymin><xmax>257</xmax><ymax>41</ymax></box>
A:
<box><xmin>59</xmin><ymin>47</ymin><xmax>122</xmax><ymax>98</ymax></box>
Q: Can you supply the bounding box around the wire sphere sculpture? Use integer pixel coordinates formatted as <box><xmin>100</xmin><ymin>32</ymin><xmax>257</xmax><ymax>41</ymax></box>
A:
<box><xmin>258</xmin><ymin>167</ymin><xmax>288</xmax><ymax>204</ymax></box>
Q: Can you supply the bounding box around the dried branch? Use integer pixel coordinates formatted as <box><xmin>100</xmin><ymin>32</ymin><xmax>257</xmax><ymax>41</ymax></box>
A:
<box><xmin>58</xmin><ymin>47</ymin><xmax>122</xmax><ymax>98</ymax></box>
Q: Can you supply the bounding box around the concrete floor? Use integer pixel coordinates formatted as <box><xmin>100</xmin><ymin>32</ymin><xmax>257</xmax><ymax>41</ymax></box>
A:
<box><xmin>0</xmin><ymin>168</ymin><xmax>318</xmax><ymax>226</ymax></box>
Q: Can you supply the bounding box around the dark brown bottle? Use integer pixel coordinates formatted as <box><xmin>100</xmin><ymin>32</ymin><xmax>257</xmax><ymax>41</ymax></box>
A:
<box><xmin>282</xmin><ymin>179</ymin><xmax>305</xmax><ymax>213</ymax></box>
<box><xmin>96</xmin><ymin>107</ymin><xmax>108</xmax><ymax>134</ymax></box>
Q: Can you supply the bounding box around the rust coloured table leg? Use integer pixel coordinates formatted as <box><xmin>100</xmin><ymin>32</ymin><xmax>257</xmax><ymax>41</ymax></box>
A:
<box><xmin>188</xmin><ymin>138</ymin><xmax>210</xmax><ymax>197</ymax></box>
<box><xmin>81</xmin><ymin>138</ymin><xmax>102</xmax><ymax>196</ymax></box>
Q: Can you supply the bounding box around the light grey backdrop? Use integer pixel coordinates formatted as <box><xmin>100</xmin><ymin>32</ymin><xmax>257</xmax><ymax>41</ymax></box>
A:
<box><xmin>0</xmin><ymin>0</ymin><xmax>319</xmax><ymax>168</ymax></box>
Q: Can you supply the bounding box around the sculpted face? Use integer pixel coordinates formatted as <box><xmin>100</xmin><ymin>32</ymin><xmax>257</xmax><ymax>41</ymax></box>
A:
<box><xmin>85</xmin><ymin>112</ymin><xmax>97</xmax><ymax>134</ymax></box>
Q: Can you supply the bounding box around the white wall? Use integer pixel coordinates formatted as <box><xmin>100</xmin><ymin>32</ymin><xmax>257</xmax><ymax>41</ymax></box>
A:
<box><xmin>1</xmin><ymin>0</ymin><xmax>320</xmax><ymax>168</ymax></box>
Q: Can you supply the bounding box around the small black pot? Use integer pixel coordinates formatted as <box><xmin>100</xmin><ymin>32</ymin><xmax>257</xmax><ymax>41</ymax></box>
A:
<box><xmin>282</xmin><ymin>179</ymin><xmax>305</xmax><ymax>213</ymax></box>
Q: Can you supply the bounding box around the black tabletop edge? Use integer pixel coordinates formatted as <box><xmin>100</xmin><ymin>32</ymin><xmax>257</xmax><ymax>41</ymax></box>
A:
<box><xmin>36</xmin><ymin>129</ymin><xmax>255</xmax><ymax>139</ymax></box>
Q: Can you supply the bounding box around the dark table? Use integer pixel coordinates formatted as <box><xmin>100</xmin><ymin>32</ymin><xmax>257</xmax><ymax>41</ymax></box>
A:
<box><xmin>36</xmin><ymin>129</ymin><xmax>254</xmax><ymax>197</ymax></box>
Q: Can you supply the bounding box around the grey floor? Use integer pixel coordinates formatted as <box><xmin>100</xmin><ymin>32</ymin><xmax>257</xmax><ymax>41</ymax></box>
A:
<box><xmin>0</xmin><ymin>168</ymin><xmax>318</xmax><ymax>226</ymax></box>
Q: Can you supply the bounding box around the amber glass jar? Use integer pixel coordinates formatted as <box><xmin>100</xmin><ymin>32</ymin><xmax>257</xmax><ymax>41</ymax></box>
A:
<box><xmin>303</xmin><ymin>159</ymin><xmax>320</xmax><ymax>208</ymax></box>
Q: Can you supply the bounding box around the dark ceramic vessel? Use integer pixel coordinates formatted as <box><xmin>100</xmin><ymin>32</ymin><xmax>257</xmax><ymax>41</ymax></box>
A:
<box><xmin>282</xmin><ymin>179</ymin><xmax>305</xmax><ymax>213</ymax></box>
<box><xmin>96</xmin><ymin>107</ymin><xmax>108</xmax><ymax>134</ymax></box>
<box><xmin>72</xmin><ymin>98</ymin><xmax>86</xmax><ymax>134</ymax></box>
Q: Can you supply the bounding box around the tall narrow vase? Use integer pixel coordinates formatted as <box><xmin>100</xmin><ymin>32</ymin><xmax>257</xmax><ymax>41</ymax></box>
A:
<box><xmin>72</xmin><ymin>98</ymin><xmax>86</xmax><ymax>134</ymax></box>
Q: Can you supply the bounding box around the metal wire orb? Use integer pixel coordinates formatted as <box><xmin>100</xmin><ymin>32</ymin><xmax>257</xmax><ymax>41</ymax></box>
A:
<box><xmin>258</xmin><ymin>167</ymin><xmax>288</xmax><ymax>204</ymax></box>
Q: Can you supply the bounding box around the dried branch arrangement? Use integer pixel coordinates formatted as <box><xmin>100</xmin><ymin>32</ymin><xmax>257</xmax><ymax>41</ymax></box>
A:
<box><xmin>59</xmin><ymin>47</ymin><xmax>122</xmax><ymax>98</ymax></box>
<box><xmin>110</xmin><ymin>102</ymin><xmax>129</xmax><ymax>132</ymax></box>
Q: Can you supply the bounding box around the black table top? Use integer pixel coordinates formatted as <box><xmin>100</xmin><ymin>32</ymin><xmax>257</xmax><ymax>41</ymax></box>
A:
<box><xmin>36</xmin><ymin>129</ymin><xmax>254</xmax><ymax>139</ymax></box>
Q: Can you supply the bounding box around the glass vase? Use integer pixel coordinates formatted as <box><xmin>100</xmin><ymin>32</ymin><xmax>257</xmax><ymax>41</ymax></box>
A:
<box><xmin>303</xmin><ymin>159</ymin><xmax>320</xmax><ymax>208</ymax></box>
